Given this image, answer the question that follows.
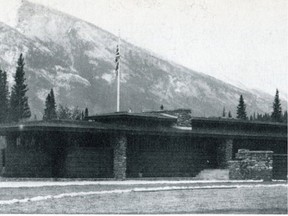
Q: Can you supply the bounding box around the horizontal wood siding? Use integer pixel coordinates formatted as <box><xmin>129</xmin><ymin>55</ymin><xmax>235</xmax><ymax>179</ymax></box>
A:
<box><xmin>127</xmin><ymin>136</ymin><xmax>217</xmax><ymax>177</ymax></box>
<box><xmin>4</xmin><ymin>149</ymin><xmax>52</xmax><ymax>177</ymax></box>
<box><xmin>232</xmin><ymin>139</ymin><xmax>287</xmax><ymax>159</ymax></box>
<box><xmin>64</xmin><ymin>147</ymin><xmax>113</xmax><ymax>178</ymax></box>
<box><xmin>273</xmin><ymin>154</ymin><xmax>287</xmax><ymax>180</ymax></box>
<box><xmin>128</xmin><ymin>151</ymin><xmax>212</xmax><ymax>177</ymax></box>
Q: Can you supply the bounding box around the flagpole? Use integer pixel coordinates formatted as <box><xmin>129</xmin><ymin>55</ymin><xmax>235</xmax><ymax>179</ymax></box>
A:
<box><xmin>116</xmin><ymin>31</ymin><xmax>121</xmax><ymax>112</ymax></box>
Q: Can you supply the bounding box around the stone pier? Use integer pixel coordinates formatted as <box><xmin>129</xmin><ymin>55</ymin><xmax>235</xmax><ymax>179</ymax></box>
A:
<box><xmin>217</xmin><ymin>139</ymin><xmax>233</xmax><ymax>168</ymax></box>
<box><xmin>113</xmin><ymin>134</ymin><xmax>127</xmax><ymax>180</ymax></box>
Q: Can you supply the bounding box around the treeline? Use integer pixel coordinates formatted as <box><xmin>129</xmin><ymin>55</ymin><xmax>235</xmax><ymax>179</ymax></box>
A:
<box><xmin>0</xmin><ymin>54</ymin><xmax>88</xmax><ymax>123</ymax></box>
<box><xmin>43</xmin><ymin>88</ymin><xmax>89</xmax><ymax>121</ymax></box>
<box><xmin>222</xmin><ymin>89</ymin><xmax>287</xmax><ymax>123</ymax></box>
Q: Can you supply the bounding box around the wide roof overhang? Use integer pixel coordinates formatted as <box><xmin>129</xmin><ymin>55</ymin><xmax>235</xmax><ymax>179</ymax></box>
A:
<box><xmin>0</xmin><ymin>120</ymin><xmax>286</xmax><ymax>141</ymax></box>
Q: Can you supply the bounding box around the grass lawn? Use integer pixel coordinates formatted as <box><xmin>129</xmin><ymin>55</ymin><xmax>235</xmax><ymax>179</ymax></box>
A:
<box><xmin>0</xmin><ymin>181</ymin><xmax>266</xmax><ymax>201</ymax></box>
<box><xmin>0</xmin><ymin>183</ymin><xmax>287</xmax><ymax>214</ymax></box>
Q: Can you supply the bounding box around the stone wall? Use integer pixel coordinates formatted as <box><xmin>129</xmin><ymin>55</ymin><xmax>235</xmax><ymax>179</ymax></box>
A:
<box><xmin>217</xmin><ymin>139</ymin><xmax>233</xmax><ymax>168</ymax></box>
<box><xmin>229</xmin><ymin>149</ymin><xmax>273</xmax><ymax>181</ymax></box>
<box><xmin>158</xmin><ymin>109</ymin><xmax>192</xmax><ymax>127</ymax></box>
<box><xmin>113</xmin><ymin>134</ymin><xmax>127</xmax><ymax>179</ymax></box>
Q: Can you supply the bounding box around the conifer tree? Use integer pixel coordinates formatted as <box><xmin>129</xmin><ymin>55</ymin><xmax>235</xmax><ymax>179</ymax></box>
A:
<box><xmin>85</xmin><ymin>107</ymin><xmax>89</xmax><ymax>117</ymax></box>
<box><xmin>256</xmin><ymin>113</ymin><xmax>260</xmax><ymax>121</ymax></box>
<box><xmin>9</xmin><ymin>54</ymin><xmax>31</xmax><ymax>122</ymax></box>
<box><xmin>271</xmin><ymin>89</ymin><xmax>282</xmax><ymax>122</ymax></box>
<box><xmin>0</xmin><ymin>69</ymin><xmax>9</xmax><ymax>123</ymax></box>
<box><xmin>43</xmin><ymin>89</ymin><xmax>57</xmax><ymax>120</ymax></box>
<box><xmin>57</xmin><ymin>105</ymin><xmax>82</xmax><ymax>120</ymax></box>
<box><xmin>236</xmin><ymin>95</ymin><xmax>247</xmax><ymax>120</ymax></box>
<box><xmin>258</xmin><ymin>113</ymin><xmax>263</xmax><ymax>121</ymax></box>
<box><xmin>72</xmin><ymin>106</ymin><xmax>82</xmax><ymax>120</ymax></box>
<box><xmin>263</xmin><ymin>113</ymin><xmax>271</xmax><ymax>122</ymax></box>
<box><xmin>57</xmin><ymin>105</ymin><xmax>72</xmax><ymax>120</ymax></box>
<box><xmin>222</xmin><ymin>107</ymin><xmax>226</xmax><ymax>117</ymax></box>
<box><xmin>228</xmin><ymin>111</ymin><xmax>232</xmax><ymax>118</ymax></box>
<box><xmin>43</xmin><ymin>93</ymin><xmax>51</xmax><ymax>120</ymax></box>
<box><xmin>49</xmin><ymin>89</ymin><xmax>57</xmax><ymax>119</ymax></box>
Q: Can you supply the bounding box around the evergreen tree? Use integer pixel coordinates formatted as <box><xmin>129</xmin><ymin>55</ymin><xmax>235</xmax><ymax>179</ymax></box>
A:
<box><xmin>228</xmin><ymin>111</ymin><xmax>232</xmax><ymax>118</ymax></box>
<box><xmin>263</xmin><ymin>113</ymin><xmax>271</xmax><ymax>122</ymax></box>
<box><xmin>43</xmin><ymin>89</ymin><xmax>57</xmax><ymax>120</ymax></box>
<box><xmin>49</xmin><ymin>89</ymin><xmax>57</xmax><ymax>119</ymax></box>
<box><xmin>43</xmin><ymin>93</ymin><xmax>51</xmax><ymax>120</ymax></box>
<box><xmin>258</xmin><ymin>113</ymin><xmax>263</xmax><ymax>121</ymax></box>
<box><xmin>222</xmin><ymin>107</ymin><xmax>226</xmax><ymax>117</ymax></box>
<box><xmin>0</xmin><ymin>69</ymin><xmax>10</xmax><ymax>123</ymax></box>
<box><xmin>256</xmin><ymin>113</ymin><xmax>260</xmax><ymax>121</ymax></box>
<box><xmin>72</xmin><ymin>106</ymin><xmax>82</xmax><ymax>120</ymax></box>
<box><xmin>9</xmin><ymin>54</ymin><xmax>31</xmax><ymax>122</ymax></box>
<box><xmin>57</xmin><ymin>105</ymin><xmax>82</xmax><ymax>120</ymax></box>
<box><xmin>253</xmin><ymin>112</ymin><xmax>256</xmax><ymax>121</ymax></box>
<box><xmin>236</xmin><ymin>95</ymin><xmax>247</xmax><ymax>120</ymax></box>
<box><xmin>271</xmin><ymin>89</ymin><xmax>282</xmax><ymax>122</ymax></box>
<box><xmin>57</xmin><ymin>105</ymin><xmax>72</xmax><ymax>120</ymax></box>
<box><xmin>249</xmin><ymin>115</ymin><xmax>253</xmax><ymax>121</ymax></box>
<box><xmin>84</xmin><ymin>107</ymin><xmax>89</xmax><ymax>117</ymax></box>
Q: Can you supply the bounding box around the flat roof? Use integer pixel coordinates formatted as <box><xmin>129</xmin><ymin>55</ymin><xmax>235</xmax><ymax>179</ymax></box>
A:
<box><xmin>85</xmin><ymin>111</ymin><xmax>177</xmax><ymax>122</ymax></box>
<box><xmin>192</xmin><ymin>117</ymin><xmax>287</xmax><ymax>128</ymax></box>
<box><xmin>0</xmin><ymin>119</ymin><xmax>286</xmax><ymax>140</ymax></box>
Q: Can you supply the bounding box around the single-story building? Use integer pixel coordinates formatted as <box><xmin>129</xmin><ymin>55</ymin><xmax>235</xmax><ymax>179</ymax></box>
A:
<box><xmin>0</xmin><ymin>109</ymin><xmax>286</xmax><ymax>179</ymax></box>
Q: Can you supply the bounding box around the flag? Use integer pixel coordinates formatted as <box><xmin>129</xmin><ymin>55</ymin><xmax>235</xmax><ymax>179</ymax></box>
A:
<box><xmin>115</xmin><ymin>44</ymin><xmax>120</xmax><ymax>76</ymax></box>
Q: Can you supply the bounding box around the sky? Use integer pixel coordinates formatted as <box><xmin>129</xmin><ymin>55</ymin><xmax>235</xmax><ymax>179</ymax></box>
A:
<box><xmin>0</xmin><ymin>0</ymin><xmax>287</xmax><ymax>96</ymax></box>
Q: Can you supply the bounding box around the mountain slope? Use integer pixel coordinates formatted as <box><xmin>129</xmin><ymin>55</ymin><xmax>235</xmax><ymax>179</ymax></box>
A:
<box><xmin>0</xmin><ymin>0</ymin><xmax>285</xmax><ymax>118</ymax></box>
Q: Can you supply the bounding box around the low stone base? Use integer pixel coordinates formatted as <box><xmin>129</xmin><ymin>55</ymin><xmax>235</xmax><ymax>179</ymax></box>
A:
<box><xmin>229</xmin><ymin>149</ymin><xmax>273</xmax><ymax>181</ymax></box>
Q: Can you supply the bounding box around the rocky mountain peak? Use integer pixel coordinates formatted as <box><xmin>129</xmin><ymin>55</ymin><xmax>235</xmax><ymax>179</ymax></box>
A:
<box><xmin>0</xmin><ymin>1</ymin><xmax>286</xmax><ymax>119</ymax></box>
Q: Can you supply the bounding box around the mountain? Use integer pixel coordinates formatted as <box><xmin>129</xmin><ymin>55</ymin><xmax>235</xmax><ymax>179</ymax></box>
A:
<box><xmin>0</xmin><ymin>0</ymin><xmax>286</xmax><ymax>119</ymax></box>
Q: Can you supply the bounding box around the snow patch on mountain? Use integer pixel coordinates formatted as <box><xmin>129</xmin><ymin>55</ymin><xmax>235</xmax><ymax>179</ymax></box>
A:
<box><xmin>85</xmin><ymin>49</ymin><xmax>113</xmax><ymax>62</ymax></box>
<box><xmin>195</xmin><ymin>80</ymin><xmax>215</xmax><ymax>98</ymax></box>
<box><xmin>168</xmin><ymin>75</ymin><xmax>190</xmax><ymax>95</ymax></box>
<box><xmin>174</xmin><ymin>80</ymin><xmax>188</xmax><ymax>94</ymax></box>
<box><xmin>101</xmin><ymin>73</ymin><xmax>114</xmax><ymax>84</ymax></box>
<box><xmin>57</xmin><ymin>73</ymin><xmax>91</xmax><ymax>87</ymax></box>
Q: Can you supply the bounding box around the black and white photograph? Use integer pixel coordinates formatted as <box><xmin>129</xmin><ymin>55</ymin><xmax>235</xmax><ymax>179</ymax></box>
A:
<box><xmin>0</xmin><ymin>0</ymin><xmax>287</xmax><ymax>214</ymax></box>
